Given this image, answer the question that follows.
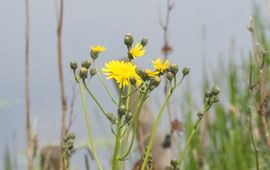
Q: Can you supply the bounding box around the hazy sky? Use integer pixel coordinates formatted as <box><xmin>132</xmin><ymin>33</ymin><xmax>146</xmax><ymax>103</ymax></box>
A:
<box><xmin>0</xmin><ymin>0</ymin><xmax>262</xmax><ymax>169</ymax></box>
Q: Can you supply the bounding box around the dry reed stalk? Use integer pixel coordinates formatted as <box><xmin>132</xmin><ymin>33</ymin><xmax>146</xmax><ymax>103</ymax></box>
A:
<box><xmin>248</xmin><ymin>16</ymin><xmax>270</xmax><ymax>150</ymax></box>
<box><xmin>24</xmin><ymin>0</ymin><xmax>34</xmax><ymax>169</ymax></box>
<box><xmin>160</xmin><ymin>0</ymin><xmax>175</xmax><ymax>125</ymax></box>
<box><xmin>56</xmin><ymin>0</ymin><xmax>67</xmax><ymax>169</ymax></box>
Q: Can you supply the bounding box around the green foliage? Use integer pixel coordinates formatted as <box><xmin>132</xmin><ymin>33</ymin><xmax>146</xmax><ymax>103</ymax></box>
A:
<box><xmin>180</xmin><ymin>8</ymin><xmax>270</xmax><ymax>169</ymax></box>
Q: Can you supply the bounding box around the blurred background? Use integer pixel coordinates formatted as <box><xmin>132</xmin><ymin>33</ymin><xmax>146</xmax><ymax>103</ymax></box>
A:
<box><xmin>1</xmin><ymin>0</ymin><xmax>269</xmax><ymax>169</ymax></box>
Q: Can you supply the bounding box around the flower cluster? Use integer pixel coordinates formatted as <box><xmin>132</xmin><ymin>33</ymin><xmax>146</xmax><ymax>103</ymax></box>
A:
<box><xmin>69</xmin><ymin>33</ymin><xmax>196</xmax><ymax>170</ymax></box>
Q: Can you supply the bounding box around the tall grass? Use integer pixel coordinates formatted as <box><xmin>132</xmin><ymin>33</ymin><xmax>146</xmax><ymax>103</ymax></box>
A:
<box><xmin>179</xmin><ymin>8</ymin><xmax>270</xmax><ymax>170</ymax></box>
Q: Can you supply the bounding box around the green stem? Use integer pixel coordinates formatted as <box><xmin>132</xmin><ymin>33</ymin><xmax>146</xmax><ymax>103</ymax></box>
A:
<box><xmin>112</xmin><ymin>89</ymin><xmax>123</xmax><ymax>170</ymax></box>
<box><xmin>119</xmin><ymin>92</ymin><xmax>146</xmax><ymax>162</ymax></box>
<box><xmin>141</xmin><ymin>86</ymin><xmax>175</xmax><ymax>170</ymax></box>
<box><xmin>119</xmin><ymin>125</ymin><xmax>136</xmax><ymax>161</ymax></box>
<box><xmin>78</xmin><ymin>80</ymin><xmax>103</xmax><ymax>170</ymax></box>
<box><xmin>94</xmin><ymin>60</ymin><xmax>118</xmax><ymax>105</ymax></box>
<box><xmin>177</xmin><ymin>103</ymin><xmax>207</xmax><ymax>165</ymax></box>
<box><xmin>83</xmin><ymin>80</ymin><xmax>107</xmax><ymax>117</ymax></box>
<box><xmin>125</xmin><ymin>85</ymin><xmax>132</xmax><ymax>110</ymax></box>
<box><xmin>119</xmin><ymin>85</ymin><xmax>132</xmax><ymax>170</ymax></box>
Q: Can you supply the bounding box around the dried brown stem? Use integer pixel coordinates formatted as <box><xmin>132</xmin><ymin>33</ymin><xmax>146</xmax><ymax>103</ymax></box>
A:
<box><xmin>57</xmin><ymin>0</ymin><xmax>67</xmax><ymax>169</ymax></box>
<box><xmin>248</xmin><ymin>16</ymin><xmax>270</xmax><ymax>150</ymax></box>
<box><xmin>160</xmin><ymin>0</ymin><xmax>175</xmax><ymax>130</ymax></box>
<box><xmin>160</xmin><ymin>0</ymin><xmax>174</xmax><ymax>59</ymax></box>
<box><xmin>24</xmin><ymin>0</ymin><xmax>34</xmax><ymax>169</ymax></box>
<box><xmin>66</xmin><ymin>84</ymin><xmax>77</xmax><ymax>134</ymax></box>
<box><xmin>248</xmin><ymin>109</ymin><xmax>260</xmax><ymax>170</ymax></box>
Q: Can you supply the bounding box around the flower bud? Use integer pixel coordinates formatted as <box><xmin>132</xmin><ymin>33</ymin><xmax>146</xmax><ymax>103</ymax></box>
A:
<box><xmin>124</xmin><ymin>33</ymin><xmax>134</xmax><ymax>48</ymax></box>
<box><xmin>182</xmin><ymin>67</ymin><xmax>190</xmax><ymax>76</ymax></box>
<box><xmin>106</xmin><ymin>112</ymin><xmax>116</xmax><ymax>124</ymax></box>
<box><xmin>90</xmin><ymin>51</ymin><xmax>98</xmax><ymax>60</ymax></box>
<box><xmin>141</xmin><ymin>37</ymin><xmax>148</xmax><ymax>47</ymax></box>
<box><xmin>125</xmin><ymin>112</ymin><xmax>133</xmax><ymax>123</ymax></box>
<box><xmin>150</xmin><ymin>76</ymin><xmax>161</xmax><ymax>87</ymax></box>
<box><xmin>170</xmin><ymin>64</ymin><xmax>179</xmax><ymax>75</ymax></box>
<box><xmin>79</xmin><ymin>67</ymin><xmax>88</xmax><ymax>79</ymax></box>
<box><xmin>166</xmin><ymin>72</ymin><xmax>174</xmax><ymax>81</ymax></box>
<box><xmin>89</xmin><ymin>68</ymin><xmax>97</xmax><ymax>77</ymax></box>
<box><xmin>81</xmin><ymin>59</ymin><xmax>91</xmax><ymax>69</ymax></box>
<box><xmin>136</xmin><ymin>68</ymin><xmax>148</xmax><ymax>81</ymax></box>
<box><xmin>205</xmin><ymin>90</ymin><xmax>212</xmax><ymax>98</ymax></box>
<box><xmin>170</xmin><ymin>159</ymin><xmax>180</xmax><ymax>170</ymax></box>
<box><xmin>211</xmin><ymin>85</ymin><xmax>220</xmax><ymax>96</ymax></box>
<box><xmin>118</xmin><ymin>104</ymin><xmax>126</xmax><ymax>116</ymax></box>
<box><xmin>70</xmin><ymin>62</ymin><xmax>78</xmax><ymax>71</ymax></box>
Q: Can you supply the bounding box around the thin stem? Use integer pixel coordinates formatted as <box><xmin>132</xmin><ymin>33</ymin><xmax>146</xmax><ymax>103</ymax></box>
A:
<box><xmin>141</xmin><ymin>85</ymin><xmax>175</xmax><ymax>170</ymax></box>
<box><xmin>83</xmin><ymin>80</ymin><xmax>107</xmax><ymax>117</ymax></box>
<box><xmin>24</xmin><ymin>0</ymin><xmax>33</xmax><ymax>169</ymax></box>
<box><xmin>248</xmin><ymin>109</ymin><xmax>260</xmax><ymax>170</ymax></box>
<box><xmin>94</xmin><ymin>61</ymin><xmax>118</xmax><ymax>105</ymax></box>
<box><xmin>57</xmin><ymin>0</ymin><xmax>67</xmax><ymax>169</ymax></box>
<box><xmin>118</xmin><ymin>85</ymin><xmax>132</xmax><ymax>170</ymax></box>
<box><xmin>248</xmin><ymin>16</ymin><xmax>270</xmax><ymax>150</ymax></box>
<box><xmin>121</xmin><ymin>87</ymin><xmax>138</xmax><ymax>99</ymax></box>
<box><xmin>119</xmin><ymin>93</ymin><xmax>146</xmax><ymax>161</ymax></box>
<box><xmin>78</xmin><ymin>80</ymin><xmax>103</xmax><ymax>170</ymax></box>
<box><xmin>177</xmin><ymin>103</ymin><xmax>207</xmax><ymax>165</ymax></box>
<box><xmin>125</xmin><ymin>85</ymin><xmax>132</xmax><ymax>109</ymax></box>
<box><xmin>118</xmin><ymin>125</ymin><xmax>136</xmax><ymax>161</ymax></box>
<box><xmin>112</xmin><ymin>89</ymin><xmax>123</xmax><ymax>170</ymax></box>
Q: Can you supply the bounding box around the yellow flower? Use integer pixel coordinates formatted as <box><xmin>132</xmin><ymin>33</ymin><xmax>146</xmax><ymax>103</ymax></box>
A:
<box><xmin>102</xmin><ymin>60</ymin><xmax>142</xmax><ymax>88</ymax></box>
<box><xmin>90</xmin><ymin>45</ymin><xmax>106</xmax><ymax>60</ymax></box>
<box><xmin>90</xmin><ymin>45</ymin><xmax>106</xmax><ymax>53</ymax></box>
<box><xmin>144</xmin><ymin>69</ymin><xmax>158</xmax><ymax>77</ymax></box>
<box><xmin>152</xmin><ymin>58</ymin><xmax>169</xmax><ymax>74</ymax></box>
<box><xmin>129</xmin><ymin>43</ymin><xmax>145</xmax><ymax>59</ymax></box>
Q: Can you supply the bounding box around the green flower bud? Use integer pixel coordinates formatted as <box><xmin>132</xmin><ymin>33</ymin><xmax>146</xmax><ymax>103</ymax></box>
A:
<box><xmin>182</xmin><ymin>67</ymin><xmax>190</xmax><ymax>76</ymax></box>
<box><xmin>170</xmin><ymin>64</ymin><xmax>179</xmax><ymax>75</ymax></box>
<box><xmin>106</xmin><ymin>112</ymin><xmax>116</xmax><ymax>124</ymax></box>
<box><xmin>141</xmin><ymin>37</ymin><xmax>148</xmax><ymax>47</ymax></box>
<box><xmin>118</xmin><ymin>104</ymin><xmax>126</xmax><ymax>116</ymax></box>
<box><xmin>79</xmin><ymin>67</ymin><xmax>88</xmax><ymax>79</ymax></box>
<box><xmin>124</xmin><ymin>33</ymin><xmax>134</xmax><ymax>48</ymax></box>
<box><xmin>136</xmin><ymin>68</ymin><xmax>148</xmax><ymax>81</ymax></box>
<box><xmin>81</xmin><ymin>59</ymin><xmax>91</xmax><ymax>69</ymax></box>
<box><xmin>70</xmin><ymin>62</ymin><xmax>78</xmax><ymax>71</ymax></box>
<box><xmin>211</xmin><ymin>85</ymin><xmax>220</xmax><ymax>96</ymax></box>
<box><xmin>150</xmin><ymin>76</ymin><xmax>161</xmax><ymax>87</ymax></box>
<box><xmin>125</xmin><ymin>112</ymin><xmax>133</xmax><ymax>123</ymax></box>
<box><xmin>170</xmin><ymin>158</ymin><xmax>180</xmax><ymax>170</ymax></box>
<box><xmin>205</xmin><ymin>90</ymin><xmax>212</xmax><ymax>97</ymax></box>
<box><xmin>89</xmin><ymin>68</ymin><xmax>97</xmax><ymax>77</ymax></box>
<box><xmin>166</xmin><ymin>72</ymin><xmax>174</xmax><ymax>81</ymax></box>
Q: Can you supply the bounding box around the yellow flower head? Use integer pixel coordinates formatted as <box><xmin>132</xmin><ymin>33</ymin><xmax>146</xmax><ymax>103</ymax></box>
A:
<box><xmin>102</xmin><ymin>60</ymin><xmax>142</xmax><ymax>88</ymax></box>
<box><xmin>90</xmin><ymin>45</ymin><xmax>106</xmax><ymax>53</ymax></box>
<box><xmin>152</xmin><ymin>58</ymin><xmax>170</xmax><ymax>74</ymax></box>
<box><xmin>144</xmin><ymin>69</ymin><xmax>158</xmax><ymax>77</ymax></box>
<box><xmin>90</xmin><ymin>45</ymin><xmax>106</xmax><ymax>59</ymax></box>
<box><xmin>129</xmin><ymin>43</ymin><xmax>145</xmax><ymax>59</ymax></box>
